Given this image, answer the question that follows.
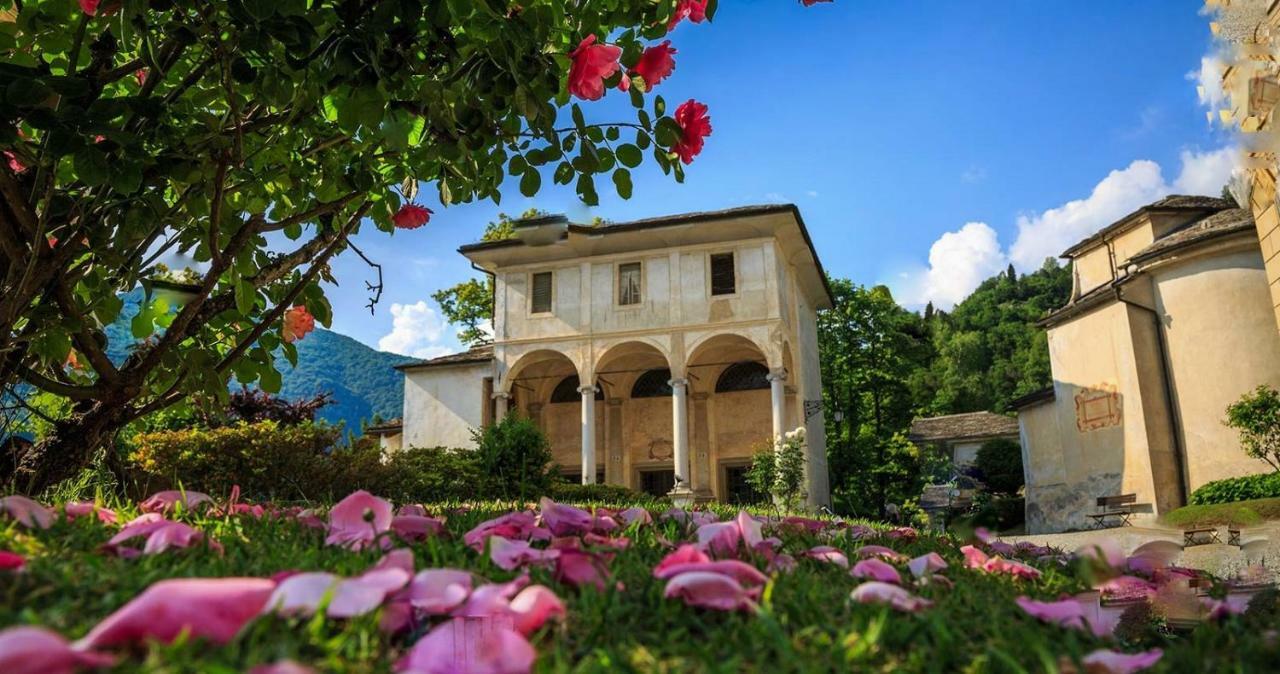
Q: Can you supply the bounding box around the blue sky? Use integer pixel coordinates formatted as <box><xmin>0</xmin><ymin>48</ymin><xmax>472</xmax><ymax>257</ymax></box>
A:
<box><xmin>326</xmin><ymin>0</ymin><xmax>1236</xmax><ymax>359</ymax></box>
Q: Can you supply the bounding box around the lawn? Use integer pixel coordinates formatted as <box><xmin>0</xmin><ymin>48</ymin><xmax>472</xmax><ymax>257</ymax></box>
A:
<box><xmin>1159</xmin><ymin>497</ymin><xmax>1280</xmax><ymax>529</ymax></box>
<box><xmin>1</xmin><ymin>490</ymin><xmax>1277</xmax><ymax>673</ymax></box>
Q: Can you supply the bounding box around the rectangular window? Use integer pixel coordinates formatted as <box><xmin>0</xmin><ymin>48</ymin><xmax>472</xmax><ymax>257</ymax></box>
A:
<box><xmin>639</xmin><ymin>469</ymin><xmax>675</xmax><ymax>497</ymax></box>
<box><xmin>723</xmin><ymin>464</ymin><xmax>764</xmax><ymax>505</ymax></box>
<box><xmin>618</xmin><ymin>262</ymin><xmax>642</xmax><ymax>306</ymax></box>
<box><xmin>530</xmin><ymin>271</ymin><xmax>553</xmax><ymax>314</ymax></box>
<box><xmin>710</xmin><ymin>252</ymin><xmax>736</xmax><ymax>296</ymax></box>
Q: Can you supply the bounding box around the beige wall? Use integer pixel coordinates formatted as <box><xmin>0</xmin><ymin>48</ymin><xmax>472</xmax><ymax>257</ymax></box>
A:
<box><xmin>1022</xmin><ymin>236</ymin><xmax>1280</xmax><ymax>532</ymax></box>
<box><xmin>378</xmin><ymin>432</ymin><xmax>403</xmax><ymax>454</ymax></box>
<box><xmin>1152</xmin><ymin>245</ymin><xmax>1280</xmax><ymax>486</ymax></box>
<box><xmin>402</xmin><ymin>362</ymin><xmax>488</xmax><ymax>449</ymax></box>
<box><xmin>495</xmin><ymin>239</ymin><xmax>782</xmax><ymax>346</ymax></box>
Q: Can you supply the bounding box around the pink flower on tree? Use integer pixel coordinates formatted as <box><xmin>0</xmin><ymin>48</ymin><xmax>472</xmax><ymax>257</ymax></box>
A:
<box><xmin>78</xmin><ymin>0</ymin><xmax>121</xmax><ymax>16</ymax></box>
<box><xmin>568</xmin><ymin>35</ymin><xmax>622</xmax><ymax>101</ymax></box>
<box><xmin>0</xmin><ymin>551</ymin><xmax>24</xmax><ymax>570</ymax></box>
<box><xmin>631</xmin><ymin>41</ymin><xmax>677</xmax><ymax>90</ymax></box>
<box><xmin>391</xmin><ymin>203</ymin><xmax>432</xmax><ymax>230</ymax></box>
<box><xmin>283</xmin><ymin>305</ymin><xmax>316</xmax><ymax>343</ymax></box>
<box><xmin>667</xmin><ymin>0</ymin><xmax>709</xmax><ymax>31</ymax></box>
<box><xmin>672</xmin><ymin>99</ymin><xmax>712</xmax><ymax>164</ymax></box>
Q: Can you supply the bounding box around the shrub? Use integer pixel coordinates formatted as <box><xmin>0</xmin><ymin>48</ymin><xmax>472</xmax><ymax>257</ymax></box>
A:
<box><xmin>548</xmin><ymin>481</ymin><xmax>653</xmax><ymax>505</ymax></box>
<box><xmin>471</xmin><ymin>415</ymin><xmax>555</xmax><ymax>500</ymax></box>
<box><xmin>747</xmin><ymin>427</ymin><xmax>808</xmax><ymax>510</ymax></box>
<box><xmin>972</xmin><ymin>495</ymin><xmax>1025</xmax><ymax>531</ymax></box>
<box><xmin>379</xmin><ymin>446</ymin><xmax>483</xmax><ymax>503</ymax></box>
<box><xmin>975</xmin><ymin>437</ymin><xmax>1024</xmax><ymax>495</ymax></box>
<box><xmin>129</xmin><ymin>421</ymin><xmax>345</xmax><ymax>500</ymax></box>
<box><xmin>1224</xmin><ymin>385</ymin><xmax>1280</xmax><ymax>472</ymax></box>
<box><xmin>1189</xmin><ymin>472</ymin><xmax>1280</xmax><ymax>505</ymax></box>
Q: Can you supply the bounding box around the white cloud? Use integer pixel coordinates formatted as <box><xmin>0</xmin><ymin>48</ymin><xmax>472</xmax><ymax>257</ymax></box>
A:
<box><xmin>896</xmin><ymin>147</ymin><xmax>1240</xmax><ymax>310</ymax></box>
<box><xmin>378</xmin><ymin>301</ymin><xmax>455</xmax><ymax>359</ymax></box>
<box><xmin>1008</xmin><ymin>148</ymin><xmax>1240</xmax><ymax>269</ymax></box>
<box><xmin>1189</xmin><ymin>55</ymin><xmax>1227</xmax><ymax>109</ymax></box>
<box><xmin>806</xmin><ymin>190</ymin><xmax>820</xmax><ymax>198</ymax></box>
<box><xmin>898</xmin><ymin>222</ymin><xmax>1007</xmax><ymax>310</ymax></box>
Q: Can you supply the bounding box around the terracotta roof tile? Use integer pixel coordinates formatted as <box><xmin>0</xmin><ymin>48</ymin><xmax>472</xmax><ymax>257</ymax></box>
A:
<box><xmin>394</xmin><ymin>344</ymin><xmax>494</xmax><ymax>371</ymax></box>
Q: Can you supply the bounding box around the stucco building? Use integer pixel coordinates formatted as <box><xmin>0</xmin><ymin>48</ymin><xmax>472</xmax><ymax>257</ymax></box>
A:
<box><xmin>394</xmin><ymin>205</ymin><xmax>833</xmax><ymax>506</ymax></box>
<box><xmin>1015</xmin><ymin>195</ymin><xmax>1280</xmax><ymax>533</ymax></box>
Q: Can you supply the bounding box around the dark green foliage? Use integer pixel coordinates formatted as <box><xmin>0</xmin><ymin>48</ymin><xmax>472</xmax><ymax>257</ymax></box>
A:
<box><xmin>1189</xmin><ymin>472</ymin><xmax>1280</xmax><ymax>505</ymax></box>
<box><xmin>975</xmin><ymin>437</ymin><xmax>1025</xmax><ymax>495</ymax></box>
<box><xmin>548</xmin><ymin>481</ymin><xmax>653</xmax><ymax>505</ymax></box>
<box><xmin>1244</xmin><ymin>587</ymin><xmax>1279</xmax><ymax>625</ymax></box>
<box><xmin>972</xmin><ymin>496</ymin><xmax>1026</xmax><ymax>530</ymax></box>
<box><xmin>472</xmin><ymin>415</ymin><xmax>556</xmax><ymax>500</ymax></box>
<box><xmin>377</xmin><ymin>446</ymin><xmax>485</xmax><ymax>504</ymax></box>
<box><xmin>1112</xmin><ymin>601</ymin><xmax>1161</xmax><ymax>647</ymax></box>
<box><xmin>912</xmin><ymin>258</ymin><xmax>1072</xmax><ymax>415</ymax></box>
<box><xmin>820</xmin><ymin>282</ymin><xmax>931</xmax><ymax>517</ymax></box>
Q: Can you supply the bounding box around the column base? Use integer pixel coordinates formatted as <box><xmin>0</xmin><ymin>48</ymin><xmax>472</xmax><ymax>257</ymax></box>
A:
<box><xmin>667</xmin><ymin>485</ymin><xmax>716</xmax><ymax>507</ymax></box>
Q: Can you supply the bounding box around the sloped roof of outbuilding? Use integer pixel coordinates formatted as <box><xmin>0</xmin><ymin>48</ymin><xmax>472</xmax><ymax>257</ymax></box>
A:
<box><xmin>393</xmin><ymin>344</ymin><xmax>494</xmax><ymax>371</ymax></box>
<box><xmin>908</xmin><ymin>411</ymin><xmax>1019</xmax><ymax>443</ymax></box>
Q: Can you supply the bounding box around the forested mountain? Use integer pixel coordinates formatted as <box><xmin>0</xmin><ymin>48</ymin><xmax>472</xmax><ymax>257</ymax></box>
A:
<box><xmin>912</xmin><ymin>259</ymin><xmax>1073</xmax><ymax>415</ymax></box>
<box><xmin>103</xmin><ymin>291</ymin><xmax>414</xmax><ymax>432</ymax></box>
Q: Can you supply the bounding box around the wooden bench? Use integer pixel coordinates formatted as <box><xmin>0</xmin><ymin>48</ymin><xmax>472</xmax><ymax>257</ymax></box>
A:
<box><xmin>1183</xmin><ymin>527</ymin><xmax>1222</xmax><ymax>546</ymax></box>
<box><xmin>1086</xmin><ymin>494</ymin><xmax>1141</xmax><ymax>528</ymax></box>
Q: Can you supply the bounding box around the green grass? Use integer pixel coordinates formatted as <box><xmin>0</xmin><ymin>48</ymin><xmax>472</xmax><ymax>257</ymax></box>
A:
<box><xmin>3</xmin><ymin>496</ymin><xmax>1279</xmax><ymax>673</ymax></box>
<box><xmin>1160</xmin><ymin>497</ymin><xmax>1280</xmax><ymax>528</ymax></box>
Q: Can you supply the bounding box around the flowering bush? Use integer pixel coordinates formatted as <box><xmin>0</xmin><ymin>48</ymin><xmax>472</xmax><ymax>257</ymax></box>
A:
<box><xmin>747</xmin><ymin>427</ymin><xmax>809</xmax><ymax>510</ymax></box>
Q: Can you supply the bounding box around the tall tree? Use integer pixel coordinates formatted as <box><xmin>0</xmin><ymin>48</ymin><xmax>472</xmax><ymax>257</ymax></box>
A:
<box><xmin>819</xmin><ymin>281</ymin><xmax>932</xmax><ymax>516</ymax></box>
<box><xmin>0</xmin><ymin>0</ymin><xmax>727</xmax><ymax>492</ymax></box>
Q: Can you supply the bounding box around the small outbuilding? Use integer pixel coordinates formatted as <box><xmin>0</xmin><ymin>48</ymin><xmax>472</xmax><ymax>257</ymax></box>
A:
<box><xmin>909</xmin><ymin>411</ymin><xmax>1020</xmax><ymax>468</ymax></box>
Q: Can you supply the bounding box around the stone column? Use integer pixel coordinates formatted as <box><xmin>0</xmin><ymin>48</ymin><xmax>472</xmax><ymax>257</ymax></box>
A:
<box><xmin>767</xmin><ymin>371</ymin><xmax>787</xmax><ymax>439</ymax></box>
<box><xmin>670</xmin><ymin>377</ymin><xmax>690</xmax><ymax>489</ymax></box>
<box><xmin>493</xmin><ymin>391</ymin><xmax>511</xmax><ymax>424</ymax></box>
<box><xmin>606</xmin><ymin>398</ymin><xmax>624</xmax><ymax>485</ymax></box>
<box><xmin>579</xmin><ymin>385</ymin><xmax>597</xmax><ymax>484</ymax></box>
<box><xmin>692</xmin><ymin>391</ymin><xmax>714</xmax><ymax>500</ymax></box>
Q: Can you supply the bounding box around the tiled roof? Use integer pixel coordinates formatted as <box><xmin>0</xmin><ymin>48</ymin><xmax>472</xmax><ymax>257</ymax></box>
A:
<box><xmin>1129</xmin><ymin>207</ymin><xmax>1254</xmax><ymax>263</ymax></box>
<box><xmin>393</xmin><ymin>344</ymin><xmax>494</xmax><ymax>371</ymax></box>
<box><xmin>366</xmin><ymin>418</ymin><xmax>403</xmax><ymax>434</ymax></box>
<box><xmin>909</xmin><ymin>411</ymin><xmax>1019</xmax><ymax>442</ymax></box>
<box><xmin>1061</xmin><ymin>194</ymin><xmax>1234</xmax><ymax>257</ymax></box>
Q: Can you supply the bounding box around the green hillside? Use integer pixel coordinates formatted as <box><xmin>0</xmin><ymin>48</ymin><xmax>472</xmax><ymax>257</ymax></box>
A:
<box><xmin>104</xmin><ymin>290</ymin><xmax>414</xmax><ymax>433</ymax></box>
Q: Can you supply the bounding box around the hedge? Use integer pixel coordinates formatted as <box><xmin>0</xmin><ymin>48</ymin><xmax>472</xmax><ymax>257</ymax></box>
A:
<box><xmin>1189</xmin><ymin>471</ymin><xmax>1280</xmax><ymax>505</ymax></box>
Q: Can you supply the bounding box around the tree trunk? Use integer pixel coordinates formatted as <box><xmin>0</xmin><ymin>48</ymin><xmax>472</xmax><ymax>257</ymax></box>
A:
<box><xmin>13</xmin><ymin>400</ymin><xmax>130</xmax><ymax>495</ymax></box>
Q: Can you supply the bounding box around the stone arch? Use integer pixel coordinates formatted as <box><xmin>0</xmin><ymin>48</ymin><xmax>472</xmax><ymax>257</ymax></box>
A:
<box><xmin>500</xmin><ymin>348</ymin><xmax>580</xmax><ymax>396</ymax></box>
<box><xmin>593</xmin><ymin>340</ymin><xmax>672</xmax><ymax>397</ymax></box>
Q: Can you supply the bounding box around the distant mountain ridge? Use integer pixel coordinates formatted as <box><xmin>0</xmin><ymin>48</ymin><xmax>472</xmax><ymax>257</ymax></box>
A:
<box><xmin>104</xmin><ymin>290</ymin><xmax>414</xmax><ymax>433</ymax></box>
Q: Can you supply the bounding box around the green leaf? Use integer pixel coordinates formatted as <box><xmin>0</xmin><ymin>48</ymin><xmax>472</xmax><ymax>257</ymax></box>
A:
<box><xmin>234</xmin><ymin>279</ymin><xmax>255</xmax><ymax>316</ymax></box>
<box><xmin>571</xmin><ymin>104</ymin><xmax>586</xmax><ymax>131</ymax></box>
<box><xmin>654</xmin><ymin>95</ymin><xmax>666</xmax><ymax>118</ymax></box>
<box><xmin>73</xmin><ymin>147</ymin><xmax>110</xmax><ymax>187</ymax></box>
<box><xmin>576</xmin><ymin>173</ymin><xmax>598</xmax><ymax>206</ymax></box>
<box><xmin>519</xmin><ymin>168</ymin><xmax>541</xmax><ymax>197</ymax></box>
<box><xmin>508</xmin><ymin>155</ymin><xmax>527</xmax><ymax>176</ymax></box>
<box><xmin>612</xmin><ymin>168</ymin><xmax>633</xmax><ymax>199</ymax></box>
<box><xmin>616</xmin><ymin>144</ymin><xmax>642</xmax><ymax>168</ymax></box>
<box><xmin>553</xmin><ymin>161</ymin><xmax>574</xmax><ymax>185</ymax></box>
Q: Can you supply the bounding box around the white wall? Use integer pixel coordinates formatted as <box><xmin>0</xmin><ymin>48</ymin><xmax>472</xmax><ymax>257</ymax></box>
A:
<box><xmin>402</xmin><ymin>362</ymin><xmax>489</xmax><ymax>449</ymax></box>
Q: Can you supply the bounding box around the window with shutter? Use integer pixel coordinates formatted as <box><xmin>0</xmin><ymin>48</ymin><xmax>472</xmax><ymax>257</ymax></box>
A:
<box><xmin>531</xmin><ymin>272</ymin><xmax>553</xmax><ymax>314</ymax></box>
<box><xmin>710</xmin><ymin>252</ymin><xmax>736</xmax><ymax>296</ymax></box>
<box><xmin>618</xmin><ymin>262</ymin><xmax>641</xmax><ymax>306</ymax></box>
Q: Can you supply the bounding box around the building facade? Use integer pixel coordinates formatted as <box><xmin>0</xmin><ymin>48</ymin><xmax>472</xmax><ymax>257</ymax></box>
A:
<box><xmin>1015</xmin><ymin>196</ymin><xmax>1280</xmax><ymax>533</ymax></box>
<box><xmin>395</xmin><ymin>205</ymin><xmax>833</xmax><ymax>506</ymax></box>
<box><xmin>909</xmin><ymin>411</ymin><xmax>1020</xmax><ymax>469</ymax></box>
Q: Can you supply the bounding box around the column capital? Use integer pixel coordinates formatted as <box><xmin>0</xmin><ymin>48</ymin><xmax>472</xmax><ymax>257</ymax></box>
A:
<box><xmin>668</xmin><ymin>377</ymin><xmax>689</xmax><ymax>388</ymax></box>
<box><xmin>766</xmin><ymin>370</ymin><xmax>787</xmax><ymax>383</ymax></box>
<box><xmin>577</xmin><ymin>385</ymin><xmax>598</xmax><ymax>395</ymax></box>
<box><xmin>492</xmin><ymin>391</ymin><xmax>512</xmax><ymax>400</ymax></box>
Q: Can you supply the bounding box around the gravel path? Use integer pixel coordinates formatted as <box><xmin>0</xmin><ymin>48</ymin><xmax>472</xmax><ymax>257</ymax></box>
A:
<box><xmin>1005</xmin><ymin>523</ymin><xmax>1280</xmax><ymax>577</ymax></box>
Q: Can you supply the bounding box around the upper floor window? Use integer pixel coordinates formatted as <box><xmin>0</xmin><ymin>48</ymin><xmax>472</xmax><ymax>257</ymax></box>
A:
<box><xmin>710</xmin><ymin>252</ymin><xmax>736</xmax><ymax>296</ymax></box>
<box><xmin>618</xmin><ymin>262</ymin><xmax>642</xmax><ymax>306</ymax></box>
<box><xmin>530</xmin><ymin>271</ymin><xmax>553</xmax><ymax>314</ymax></box>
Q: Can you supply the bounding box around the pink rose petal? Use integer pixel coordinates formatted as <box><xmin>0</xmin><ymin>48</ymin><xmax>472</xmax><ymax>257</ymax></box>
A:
<box><xmin>907</xmin><ymin>552</ymin><xmax>948</xmax><ymax>578</ymax></box>
<box><xmin>395</xmin><ymin>618</ymin><xmax>535</xmax><ymax>674</ymax></box>
<box><xmin>77</xmin><ymin>577</ymin><xmax>276</xmax><ymax>648</ymax></box>
<box><xmin>139</xmin><ymin>490</ymin><xmax>213</xmax><ymax>514</ymax></box>
<box><xmin>850</xmin><ymin>581</ymin><xmax>931</xmax><ymax>612</ymax></box>
<box><xmin>464</xmin><ymin>511</ymin><xmax>539</xmax><ymax>552</ymax></box>
<box><xmin>653</xmin><ymin>559</ymin><xmax>769</xmax><ymax>586</ymax></box>
<box><xmin>489</xmin><ymin>537</ymin><xmax>560</xmax><ymax>572</ymax></box>
<box><xmin>0</xmin><ymin>495</ymin><xmax>54</xmax><ymax>529</ymax></box>
<box><xmin>0</xmin><ymin>625</ymin><xmax>115</xmax><ymax>674</ymax></box>
<box><xmin>802</xmin><ymin>545</ymin><xmax>849</xmax><ymax>569</ymax></box>
<box><xmin>663</xmin><ymin>571</ymin><xmax>759</xmax><ymax>612</ymax></box>
<box><xmin>325</xmin><ymin>490</ymin><xmax>393</xmax><ymax>551</ymax></box>
<box><xmin>851</xmin><ymin>558</ymin><xmax>902</xmax><ymax>585</ymax></box>
<box><xmin>1081</xmin><ymin>649</ymin><xmax>1163</xmax><ymax>674</ymax></box>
